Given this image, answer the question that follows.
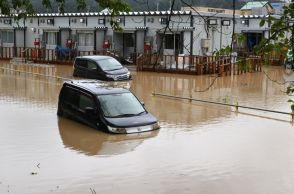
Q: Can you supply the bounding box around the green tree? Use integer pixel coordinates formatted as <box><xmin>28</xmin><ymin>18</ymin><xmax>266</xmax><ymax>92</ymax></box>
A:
<box><xmin>257</xmin><ymin>1</ymin><xmax>294</xmax><ymax>113</ymax></box>
<box><xmin>256</xmin><ymin>1</ymin><xmax>293</xmax><ymax>60</ymax></box>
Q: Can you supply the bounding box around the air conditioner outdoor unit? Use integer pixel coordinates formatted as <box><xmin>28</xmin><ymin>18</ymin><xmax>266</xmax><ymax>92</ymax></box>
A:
<box><xmin>98</xmin><ymin>18</ymin><xmax>105</xmax><ymax>25</ymax></box>
<box><xmin>201</xmin><ymin>39</ymin><xmax>210</xmax><ymax>49</ymax></box>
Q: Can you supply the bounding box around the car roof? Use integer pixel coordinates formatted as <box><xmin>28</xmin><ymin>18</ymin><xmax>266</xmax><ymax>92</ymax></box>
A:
<box><xmin>75</xmin><ymin>55</ymin><xmax>113</xmax><ymax>61</ymax></box>
<box><xmin>64</xmin><ymin>80</ymin><xmax>130</xmax><ymax>95</ymax></box>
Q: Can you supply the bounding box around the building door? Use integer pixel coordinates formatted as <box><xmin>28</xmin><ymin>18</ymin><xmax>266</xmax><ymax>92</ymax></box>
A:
<box><xmin>60</xmin><ymin>29</ymin><xmax>70</xmax><ymax>48</ymax></box>
<box><xmin>245</xmin><ymin>33</ymin><xmax>263</xmax><ymax>52</ymax></box>
<box><xmin>123</xmin><ymin>33</ymin><xmax>135</xmax><ymax>59</ymax></box>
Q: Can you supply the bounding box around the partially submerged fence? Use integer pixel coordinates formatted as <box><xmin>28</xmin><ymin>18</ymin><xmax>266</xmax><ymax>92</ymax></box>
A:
<box><xmin>136</xmin><ymin>53</ymin><xmax>262</xmax><ymax>76</ymax></box>
<box><xmin>1</xmin><ymin>46</ymin><xmax>263</xmax><ymax>76</ymax></box>
<box><xmin>0</xmin><ymin>47</ymin><xmax>121</xmax><ymax>65</ymax></box>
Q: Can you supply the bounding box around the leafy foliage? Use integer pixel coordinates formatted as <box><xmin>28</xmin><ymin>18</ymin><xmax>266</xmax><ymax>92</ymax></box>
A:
<box><xmin>256</xmin><ymin>1</ymin><xmax>294</xmax><ymax>110</ymax></box>
<box><xmin>287</xmin><ymin>87</ymin><xmax>294</xmax><ymax>113</ymax></box>
<box><xmin>255</xmin><ymin>3</ymin><xmax>294</xmax><ymax>60</ymax></box>
<box><xmin>214</xmin><ymin>33</ymin><xmax>244</xmax><ymax>56</ymax></box>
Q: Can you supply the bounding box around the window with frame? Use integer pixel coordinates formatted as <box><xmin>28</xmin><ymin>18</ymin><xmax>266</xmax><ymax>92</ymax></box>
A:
<box><xmin>78</xmin><ymin>33</ymin><xmax>94</xmax><ymax>46</ymax></box>
<box><xmin>64</xmin><ymin>87</ymin><xmax>80</xmax><ymax>107</ymax></box>
<box><xmin>1</xmin><ymin>30</ymin><xmax>14</xmax><ymax>43</ymax></box>
<box><xmin>87</xmin><ymin>61</ymin><xmax>97</xmax><ymax>70</ymax></box>
<box><xmin>75</xmin><ymin>59</ymin><xmax>87</xmax><ymax>68</ymax></box>
<box><xmin>63</xmin><ymin>87</ymin><xmax>95</xmax><ymax>111</ymax></box>
<box><xmin>79</xmin><ymin>93</ymin><xmax>95</xmax><ymax>110</ymax></box>
<box><xmin>163</xmin><ymin>34</ymin><xmax>181</xmax><ymax>50</ymax></box>
<box><xmin>160</xmin><ymin>18</ymin><xmax>168</xmax><ymax>25</ymax></box>
<box><xmin>46</xmin><ymin>32</ymin><xmax>57</xmax><ymax>45</ymax></box>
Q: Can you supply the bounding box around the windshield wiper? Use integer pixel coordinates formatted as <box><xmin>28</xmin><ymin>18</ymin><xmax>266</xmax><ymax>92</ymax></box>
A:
<box><xmin>111</xmin><ymin>111</ymin><xmax>145</xmax><ymax>118</ymax></box>
<box><xmin>135</xmin><ymin>111</ymin><xmax>146</xmax><ymax>116</ymax></box>
<box><xmin>105</xmin><ymin>67</ymin><xmax>123</xmax><ymax>71</ymax></box>
<box><xmin>112</xmin><ymin>113</ymin><xmax>136</xmax><ymax>118</ymax></box>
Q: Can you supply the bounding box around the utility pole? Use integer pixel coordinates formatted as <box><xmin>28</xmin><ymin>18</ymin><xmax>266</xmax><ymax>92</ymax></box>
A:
<box><xmin>231</xmin><ymin>0</ymin><xmax>236</xmax><ymax>53</ymax></box>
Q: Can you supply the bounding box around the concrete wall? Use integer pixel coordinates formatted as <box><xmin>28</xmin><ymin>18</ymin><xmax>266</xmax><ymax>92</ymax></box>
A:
<box><xmin>136</xmin><ymin>30</ymin><xmax>145</xmax><ymax>53</ymax></box>
<box><xmin>15</xmin><ymin>30</ymin><xmax>25</xmax><ymax>47</ymax></box>
<box><xmin>96</xmin><ymin>30</ymin><xmax>105</xmax><ymax>50</ymax></box>
<box><xmin>60</xmin><ymin>29</ymin><xmax>70</xmax><ymax>47</ymax></box>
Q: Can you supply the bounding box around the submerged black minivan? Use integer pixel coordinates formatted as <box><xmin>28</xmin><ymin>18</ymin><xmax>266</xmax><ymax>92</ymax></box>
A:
<box><xmin>73</xmin><ymin>55</ymin><xmax>131</xmax><ymax>81</ymax></box>
<box><xmin>57</xmin><ymin>80</ymin><xmax>160</xmax><ymax>134</ymax></box>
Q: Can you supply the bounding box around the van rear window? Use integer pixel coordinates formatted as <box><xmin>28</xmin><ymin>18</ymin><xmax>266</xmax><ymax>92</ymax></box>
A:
<box><xmin>75</xmin><ymin>59</ymin><xmax>87</xmax><ymax>68</ymax></box>
<box><xmin>79</xmin><ymin>94</ymin><xmax>95</xmax><ymax>110</ymax></box>
<box><xmin>64</xmin><ymin>87</ymin><xmax>79</xmax><ymax>106</ymax></box>
<box><xmin>63</xmin><ymin>86</ymin><xmax>95</xmax><ymax>110</ymax></box>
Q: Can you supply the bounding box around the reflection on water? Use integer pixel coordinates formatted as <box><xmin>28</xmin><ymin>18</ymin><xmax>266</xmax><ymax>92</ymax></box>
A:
<box><xmin>283</xmin><ymin>68</ymin><xmax>294</xmax><ymax>87</ymax></box>
<box><xmin>132</xmin><ymin>67</ymin><xmax>291</xmax><ymax>122</ymax></box>
<box><xmin>1</xmin><ymin>63</ymin><xmax>294</xmax><ymax>194</ymax></box>
<box><xmin>0</xmin><ymin>71</ymin><xmax>60</xmax><ymax>110</ymax></box>
<box><xmin>58</xmin><ymin>117</ymin><xmax>159</xmax><ymax>156</ymax></box>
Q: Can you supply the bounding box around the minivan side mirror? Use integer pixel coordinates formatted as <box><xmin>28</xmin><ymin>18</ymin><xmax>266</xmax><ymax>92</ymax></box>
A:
<box><xmin>84</xmin><ymin>107</ymin><xmax>96</xmax><ymax>115</ymax></box>
<box><xmin>141</xmin><ymin>101</ymin><xmax>145</xmax><ymax>106</ymax></box>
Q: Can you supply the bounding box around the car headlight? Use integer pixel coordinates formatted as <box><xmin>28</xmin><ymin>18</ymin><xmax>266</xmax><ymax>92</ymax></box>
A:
<box><xmin>107</xmin><ymin>126</ymin><xmax>126</xmax><ymax>134</ymax></box>
<box><xmin>108</xmin><ymin>123</ymin><xmax>160</xmax><ymax>134</ymax></box>
<box><xmin>152</xmin><ymin>122</ymin><xmax>160</xmax><ymax>130</ymax></box>
<box><xmin>106</xmin><ymin>74</ymin><xmax>117</xmax><ymax>80</ymax></box>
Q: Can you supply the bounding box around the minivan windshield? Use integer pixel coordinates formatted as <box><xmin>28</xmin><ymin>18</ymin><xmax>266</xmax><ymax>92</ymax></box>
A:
<box><xmin>97</xmin><ymin>58</ymin><xmax>123</xmax><ymax>71</ymax></box>
<box><xmin>97</xmin><ymin>93</ymin><xmax>146</xmax><ymax>118</ymax></box>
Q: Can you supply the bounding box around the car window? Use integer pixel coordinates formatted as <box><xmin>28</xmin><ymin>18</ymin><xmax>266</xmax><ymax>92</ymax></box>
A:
<box><xmin>87</xmin><ymin>61</ymin><xmax>97</xmax><ymax>70</ymax></box>
<box><xmin>97</xmin><ymin>58</ymin><xmax>123</xmax><ymax>71</ymax></box>
<box><xmin>97</xmin><ymin>93</ymin><xmax>145</xmax><ymax>117</ymax></box>
<box><xmin>75</xmin><ymin>59</ymin><xmax>87</xmax><ymax>68</ymax></box>
<box><xmin>79</xmin><ymin>93</ymin><xmax>95</xmax><ymax>110</ymax></box>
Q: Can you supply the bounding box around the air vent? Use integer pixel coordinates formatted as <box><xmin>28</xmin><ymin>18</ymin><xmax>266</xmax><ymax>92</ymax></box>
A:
<box><xmin>98</xmin><ymin>18</ymin><xmax>105</xmax><ymax>25</ymax></box>
<box><xmin>208</xmin><ymin>19</ymin><xmax>217</xmax><ymax>25</ymax></box>
<box><xmin>221</xmin><ymin>20</ymin><xmax>230</xmax><ymax>26</ymax></box>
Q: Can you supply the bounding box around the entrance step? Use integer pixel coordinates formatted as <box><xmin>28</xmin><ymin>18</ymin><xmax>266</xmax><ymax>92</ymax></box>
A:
<box><xmin>10</xmin><ymin>57</ymin><xmax>26</xmax><ymax>64</ymax></box>
<box><xmin>26</xmin><ymin>60</ymin><xmax>34</xmax><ymax>64</ymax></box>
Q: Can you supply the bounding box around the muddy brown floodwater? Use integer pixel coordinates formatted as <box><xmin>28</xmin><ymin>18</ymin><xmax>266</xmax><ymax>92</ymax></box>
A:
<box><xmin>1</xmin><ymin>62</ymin><xmax>294</xmax><ymax>194</ymax></box>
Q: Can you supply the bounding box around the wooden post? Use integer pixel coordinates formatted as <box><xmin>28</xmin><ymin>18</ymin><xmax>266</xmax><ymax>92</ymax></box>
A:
<box><xmin>219</xmin><ymin>58</ymin><xmax>224</xmax><ymax>76</ymax></box>
<box><xmin>197</xmin><ymin>56</ymin><xmax>203</xmax><ymax>75</ymax></box>
<box><xmin>176</xmin><ymin>55</ymin><xmax>178</xmax><ymax>71</ymax></box>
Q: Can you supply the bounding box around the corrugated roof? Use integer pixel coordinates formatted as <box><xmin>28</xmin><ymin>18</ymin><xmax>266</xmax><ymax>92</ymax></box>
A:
<box><xmin>0</xmin><ymin>10</ymin><xmax>192</xmax><ymax>17</ymax></box>
<box><xmin>240</xmin><ymin>1</ymin><xmax>269</xmax><ymax>10</ymax></box>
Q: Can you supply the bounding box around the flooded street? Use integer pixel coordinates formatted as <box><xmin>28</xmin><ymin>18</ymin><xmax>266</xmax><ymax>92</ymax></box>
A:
<box><xmin>1</xmin><ymin>63</ymin><xmax>294</xmax><ymax>194</ymax></box>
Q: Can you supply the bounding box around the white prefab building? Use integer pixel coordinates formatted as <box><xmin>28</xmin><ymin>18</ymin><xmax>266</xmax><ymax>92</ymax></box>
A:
<box><xmin>0</xmin><ymin>10</ymin><xmax>271</xmax><ymax>60</ymax></box>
